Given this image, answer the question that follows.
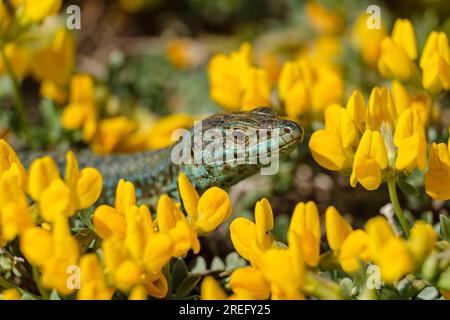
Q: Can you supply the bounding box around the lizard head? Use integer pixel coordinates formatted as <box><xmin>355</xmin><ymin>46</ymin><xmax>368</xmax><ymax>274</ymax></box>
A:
<box><xmin>175</xmin><ymin>107</ymin><xmax>303</xmax><ymax>191</ymax></box>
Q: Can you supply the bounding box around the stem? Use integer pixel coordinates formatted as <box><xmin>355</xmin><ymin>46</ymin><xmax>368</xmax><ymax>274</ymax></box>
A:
<box><xmin>0</xmin><ymin>45</ymin><xmax>30</xmax><ymax>141</ymax></box>
<box><xmin>387</xmin><ymin>179</ymin><xmax>410</xmax><ymax>237</ymax></box>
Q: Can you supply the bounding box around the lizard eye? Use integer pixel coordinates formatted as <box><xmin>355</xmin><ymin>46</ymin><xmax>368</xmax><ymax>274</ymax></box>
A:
<box><xmin>231</xmin><ymin>130</ymin><xmax>248</xmax><ymax>145</ymax></box>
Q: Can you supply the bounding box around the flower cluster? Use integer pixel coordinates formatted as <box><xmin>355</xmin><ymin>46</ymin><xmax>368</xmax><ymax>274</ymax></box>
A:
<box><xmin>201</xmin><ymin>199</ymin><xmax>448</xmax><ymax>300</ymax></box>
<box><xmin>0</xmin><ymin>139</ymin><xmax>231</xmax><ymax>300</ymax></box>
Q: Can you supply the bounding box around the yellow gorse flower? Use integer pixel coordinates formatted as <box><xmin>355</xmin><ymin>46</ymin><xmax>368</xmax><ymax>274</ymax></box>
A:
<box><xmin>77</xmin><ymin>254</ymin><xmax>114</xmax><ymax>300</ymax></box>
<box><xmin>28</xmin><ymin>151</ymin><xmax>102</xmax><ymax>222</ymax></box>
<box><xmin>208</xmin><ymin>42</ymin><xmax>271</xmax><ymax>111</ymax></box>
<box><xmin>311</xmin><ymin>86</ymin><xmax>427</xmax><ymax>191</ymax></box>
<box><xmin>278</xmin><ymin>59</ymin><xmax>343</xmax><ymax>118</ymax></box>
<box><xmin>420</xmin><ymin>31</ymin><xmax>450</xmax><ymax>93</ymax></box>
<box><xmin>288</xmin><ymin>201</ymin><xmax>321</xmax><ymax>267</ymax></box>
<box><xmin>350</xmin><ymin>129</ymin><xmax>388</xmax><ymax>191</ymax></box>
<box><xmin>309</xmin><ymin>104</ymin><xmax>357</xmax><ymax>171</ymax></box>
<box><xmin>178</xmin><ymin>172</ymin><xmax>232</xmax><ymax>235</ymax></box>
<box><xmin>425</xmin><ymin>141</ymin><xmax>450</xmax><ymax>200</ymax></box>
<box><xmin>19</xmin><ymin>0</ymin><xmax>62</xmax><ymax>23</ymax></box>
<box><xmin>378</xmin><ymin>19</ymin><xmax>419</xmax><ymax>80</ymax></box>
<box><xmin>230</xmin><ymin>198</ymin><xmax>273</xmax><ymax>267</ymax></box>
<box><xmin>21</xmin><ymin>213</ymin><xmax>79</xmax><ymax>296</ymax></box>
<box><xmin>325</xmin><ymin>206</ymin><xmax>352</xmax><ymax>251</ymax></box>
<box><xmin>352</xmin><ymin>13</ymin><xmax>387</xmax><ymax>68</ymax></box>
<box><xmin>229</xmin><ymin>267</ymin><xmax>270</xmax><ymax>300</ymax></box>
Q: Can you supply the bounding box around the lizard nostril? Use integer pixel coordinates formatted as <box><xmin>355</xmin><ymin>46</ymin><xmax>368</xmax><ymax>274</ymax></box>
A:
<box><xmin>284</xmin><ymin>127</ymin><xmax>291</xmax><ymax>134</ymax></box>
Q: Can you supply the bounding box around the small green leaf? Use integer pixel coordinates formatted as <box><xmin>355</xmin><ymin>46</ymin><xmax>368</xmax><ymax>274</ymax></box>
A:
<box><xmin>172</xmin><ymin>258</ymin><xmax>189</xmax><ymax>291</ymax></box>
<box><xmin>397</xmin><ymin>179</ymin><xmax>419</xmax><ymax>197</ymax></box>
<box><xmin>210</xmin><ymin>257</ymin><xmax>225</xmax><ymax>271</ymax></box>
<box><xmin>439</xmin><ymin>214</ymin><xmax>450</xmax><ymax>242</ymax></box>
<box><xmin>415</xmin><ymin>286</ymin><xmax>439</xmax><ymax>300</ymax></box>
<box><xmin>191</xmin><ymin>257</ymin><xmax>207</xmax><ymax>274</ymax></box>
<box><xmin>175</xmin><ymin>274</ymin><xmax>201</xmax><ymax>299</ymax></box>
<box><xmin>339</xmin><ymin>278</ymin><xmax>354</xmax><ymax>297</ymax></box>
<box><xmin>437</xmin><ymin>267</ymin><xmax>450</xmax><ymax>291</ymax></box>
<box><xmin>49</xmin><ymin>290</ymin><xmax>62</xmax><ymax>300</ymax></box>
<box><xmin>225</xmin><ymin>252</ymin><xmax>246</xmax><ymax>271</ymax></box>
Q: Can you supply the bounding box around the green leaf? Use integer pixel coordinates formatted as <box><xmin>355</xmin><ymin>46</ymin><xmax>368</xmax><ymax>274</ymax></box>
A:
<box><xmin>397</xmin><ymin>179</ymin><xmax>419</xmax><ymax>197</ymax></box>
<box><xmin>437</xmin><ymin>267</ymin><xmax>450</xmax><ymax>291</ymax></box>
<box><xmin>172</xmin><ymin>258</ymin><xmax>189</xmax><ymax>290</ymax></box>
<box><xmin>415</xmin><ymin>286</ymin><xmax>440</xmax><ymax>300</ymax></box>
<box><xmin>210</xmin><ymin>257</ymin><xmax>225</xmax><ymax>271</ymax></box>
<box><xmin>175</xmin><ymin>274</ymin><xmax>201</xmax><ymax>299</ymax></box>
<box><xmin>339</xmin><ymin>278</ymin><xmax>354</xmax><ymax>298</ymax></box>
<box><xmin>439</xmin><ymin>214</ymin><xmax>450</xmax><ymax>242</ymax></box>
<box><xmin>225</xmin><ymin>252</ymin><xmax>246</xmax><ymax>271</ymax></box>
<box><xmin>191</xmin><ymin>257</ymin><xmax>207</xmax><ymax>274</ymax></box>
<box><xmin>49</xmin><ymin>290</ymin><xmax>62</xmax><ymax>300</ymax></box>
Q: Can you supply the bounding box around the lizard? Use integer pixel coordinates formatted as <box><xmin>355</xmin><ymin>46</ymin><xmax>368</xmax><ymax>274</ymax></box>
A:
<box><xmin>20</xmin><ymin>107</ymin><xmax>303</xmax><ymax>207</ymax></box>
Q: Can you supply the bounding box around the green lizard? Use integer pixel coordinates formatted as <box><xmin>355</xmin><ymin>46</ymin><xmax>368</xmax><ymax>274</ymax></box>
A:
<box><xmin>21</xmin><ymin>107</ymin><xmax>303</xmax><ymax>207</ymax></box>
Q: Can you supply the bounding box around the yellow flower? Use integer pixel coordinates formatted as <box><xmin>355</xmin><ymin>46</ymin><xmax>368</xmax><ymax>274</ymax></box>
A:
<box><xmin>21</xmin><ymin>214</ymin><xmax>79</xmax><ymax>296</ymax></box>
<box><xmin>278</xmin><ymin>60</ymin><xmax>312</xmax><ymax>117</ymax></box>
<box><xmin>350</xmin><ymin>129</ymin><xmax>388</xmax><ymax>191</ymax></box>
<box><xmin>366</xmin><ymin>87</ymin><xmax>396</xmax><ymax>130</ymax></box>
<box><xmin>420</xmin><ymin>31</ymin><xmax>450</xmax><ymax>93</ymax></box>
<box><xmin>0</xmin><ymin>168</ymin><xmax>34</xmax><ymax>242</ymax></box>
<box><xmin>27</xmin><ymin>151</ymin><xmax>102</xmax><ymax>222</ymax></box>
<box><xmin>124</xmin><ymin>205</ymin><xmax>154</xmax><ymax>260</ymax></box>
<box><xmin>392</xmin><ymin>81</ymin><xmax>431</xmax><ymax>124</ymax></box>
<box><xmin>378</xmin><ymin>19</ymin><xmax>418</xmax><ymax>80</ymax></box>
<box><xmin>229</xmin><ymin>267</ymin><xmax>270</xmax><ymax>300</ymax></box>
<box><xmin>65</xmin><ymin>151</ymin><xmax>103</xmax><ymax>209</ymax></box>
<box><xmin>201</xmin><ymin>276</ymin><xmax>228</xmax><ymax>300</ymax></box>
<box><xmin>240</xmin><ymin>68</ymin><xmax>271</xmax><ymax>111</ymax></box>
<box><xmin>114</xmin><ymin>260</ymin><xmax>143</xmax><ymax>292</ymax></box>
<box><xmin>1</xmin><ymin>289</ymin><xmax>21</xmax><ymax>300</ymax></box>
<box><xmin>61</xmin><ymin>74</ymin><xmax>97</xmax><ymax>142</ymax></box>
<box><xmin>325</xmin><ymin>206</ymin><xmax>352</xmax><ymax>251</ymax></box>
<box><xmin>20</xmin><ymin>0</ymin><xmax>61</xmax><ymax>23</ymax></box>
<box><xmin>178</xmin><ymin>173</ymin><xmax>232</xmax><ymax>235</ymax></box>
<box><xmin>339</xmin><ymin>230</ymin><xmax>370</xmax><ymax>273</ymax></box>
<box><xmin>166</xmin><ymin>39</ymin><xmax>191</xmax><ymax>70</ymax></box>
<box><xmin>32</xmin><ymin>28</ymin><xmax>75</xmax><ymax>85</ymax></box>
<box><xmin>230</xmin><ymin>198</ymin><xmax>273</xmax><ymax>267</ymax></box>
<box><xmin>377</xmin><ymin>237</ymin><xmax>414</xmax><ymax>283</ymax></box>
<box><xmin>208</xmin><ymin>42</ymin><xmax>252</xmax><ymax>110</ymax></box>
<box><xmin>93</xmin><ymin>179</ymin><xmax>135</xmax><ymax>239</ymax></box>
<box><xmin>0</xmin><ymin>139</ymin><xmax>27</xmax><ymax>187</ymax></box>
<box><xmin>27</xmin><ymin>155</ymin><xmax>60</xmax><ymax>201</ymax></box>
<box><xmin>310</xmin><ymin>66</ymin><xmax>343</xmax><ymax>114</ymax></box>
<box><xmin>39</xmin><ymin>178</ymin><xmax>77</xmax><ymax>221</ymax></box>
<box><xmin>143</xmin><ymin>233</ymin><xmax>174</xmax><ymax>273</ymax></box>
<box><xmin>352</xmin><ymin>13</ymin><xmax>387</xmax><ymax>67</ymax></box>
<box><xmin>425</xmin><ymin>142</ymin><xmax>450</xmax><ymax>200</ymax></box>
<box><xmin>40</xmin><ymin>80</ymin><xmax>67</xmax><ymax>105</ymax></box>
<box><xmin>306</xmin><ymin>0</ymin><xmax>344</xmax><ymax>35</ymax></box>
<box><xmin>365</xmin><ymin>216</ymin><xmax>395</xmax><ymax>262</ymax></box>
<box><xmin>77</xmin><ymin>254</ymin><xmax>114</xmax><ymax>300</ymax></box>
<box><xmin>393</xmin><ymin>109</ymin><xmax>426</xmax><ymax>172</ymax></box>
<box><xmin>0</xmin><ymin>43</ymin><xmax>31</xmax><ymax>79</ymax></box>
<box><xmin>288</xmin><ymin>201</ymin><xmax>321</xmax><ymax>267</ymax></box>
<box><xmin>129</xmin><ymin>285</ymin><xmax>148</xmax><ymax>300</ymax></box>
<box><xmin>91</xmin><ymin>117</ymin><xmax>136</xmax><ymax>154</ymax></box>
<box><xmin>147</xmin><ymin>114</ymin><xmax>195</xmax><ymax>150</ymax></box>
<box><xmin>156</xmin><ymin>194</ymin><xmax>200</xmax><ymax>256</ymax></box>
<box><xmin>345</xmin><ymin>90</ymin><xmax>366</xmax><ymax>133</ymax></box>
<box><xmin>261</xmin><ymin>232</ymin><xmax>305</xmax><ymax>298</ymax></box>
<box><xmin>309</xmin><ymin>104</ymin><xmax>356</xmax><ymax>171</ymax></box>
<box><xmin>142</xmin><ymin>271</ymin><xmax>168</xmax><ymax>299</ymax></box>
<box><xmin>407</xmin><ymin>221</ymin><xmax>437</xmax><ymax>264</ymax></box>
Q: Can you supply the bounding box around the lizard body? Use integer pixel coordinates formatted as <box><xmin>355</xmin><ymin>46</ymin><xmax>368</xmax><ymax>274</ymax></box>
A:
<box><xmin>20</xmin><ymin>107</ymin><xmax>303</xmax><ymax>207</ymax></box>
